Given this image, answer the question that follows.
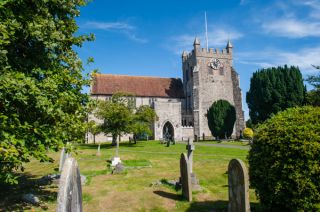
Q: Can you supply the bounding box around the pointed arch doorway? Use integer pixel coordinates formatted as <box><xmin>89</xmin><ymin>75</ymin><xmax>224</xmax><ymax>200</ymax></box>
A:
<box><xmin>163</xmin><ymin>121</ymin><xmax>174</xmax><ymax>141</ymax></box>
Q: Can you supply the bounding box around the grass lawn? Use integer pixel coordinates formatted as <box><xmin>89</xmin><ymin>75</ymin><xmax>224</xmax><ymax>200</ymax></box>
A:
<box><xmin>0</xmin><ymin>140</ymin><xmax>259</xmax><ymax>211</ymax></box>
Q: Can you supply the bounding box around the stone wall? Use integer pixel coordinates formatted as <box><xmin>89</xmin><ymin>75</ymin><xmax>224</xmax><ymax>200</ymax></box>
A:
<box><xmin>87</xmin><ymin>95</ymin><xmax>183</xmax><ymax>143</ymax></box>
<box><xmin>153</xmin><ymin>99</ymin><xmax>183</xmax><ymax>141</ymax></box>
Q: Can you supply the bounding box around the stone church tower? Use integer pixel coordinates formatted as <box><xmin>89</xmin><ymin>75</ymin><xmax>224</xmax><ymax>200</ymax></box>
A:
<box><xmin>181</xmin><ymin>38</ymin><xmax>245</xmax><ymax>138</ymax></box>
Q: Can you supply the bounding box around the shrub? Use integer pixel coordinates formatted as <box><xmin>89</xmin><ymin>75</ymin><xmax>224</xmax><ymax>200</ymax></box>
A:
<box><xmin>207</xmin><ymin>100</ymin><xmax>236</xmax><ymax>139</ymax></box>
<box><xmin>248</xmin><ymin>106</ymin><xmax>320</xmax><ymax>211</ymax></box>
<box><xmin>243</xmin><ymin>128</ymin><xmax>253</xmax><ymax>139</ymax></box>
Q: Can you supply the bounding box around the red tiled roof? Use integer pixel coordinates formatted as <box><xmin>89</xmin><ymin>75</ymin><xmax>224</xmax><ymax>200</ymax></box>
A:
<box><xmin>91</xmin><ymin>74</ymin><xmax>185</xmax><ymax>98</ymax></box>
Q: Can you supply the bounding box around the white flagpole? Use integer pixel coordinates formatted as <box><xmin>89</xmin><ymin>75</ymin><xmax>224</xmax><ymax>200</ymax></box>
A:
<box><xmin>205</xmin><ymin>11</ymin><xmax>209</xmax><ymax>51</ymax></box>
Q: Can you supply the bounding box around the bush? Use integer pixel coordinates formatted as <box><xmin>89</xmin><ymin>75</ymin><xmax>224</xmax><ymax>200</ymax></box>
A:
<box><xmin>207</xmin><ymin>100</ymin><xmax>236</xmax><ymax>139</ymax></box>
<box><xmin>243</xmin><ymin>128</ymin><xmax>253</xmax><ymax>139</ymax></box>
<box><xmin>248</xmin><ymin>106</ymin><xmax>320</xmax><ymax>211</ymax></box>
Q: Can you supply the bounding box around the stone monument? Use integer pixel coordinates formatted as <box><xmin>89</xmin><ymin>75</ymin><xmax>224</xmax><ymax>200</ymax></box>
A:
<box><xmin>186</xmin><ymin>138</ymin><xmax>201</xmax><ymax>190</ymax></box>
<box><xmin>59</xmin><ymin>147</ymin><xmax>69</xmax><ymax>172</ymax></box>
<box><xmin>111</xmin><ymin>140</ymin><xmax>121</xmax><ymax>166</ymax></box>
<box><xmin>180</xmin><ymin>153</ymin><xmax>192</xmax><ymax>202</ymax></box>
<box><xmin>96</xmin><ymin>144</ymin><xmax>101</xmax><ymax>157</ymax></box>
<box><xmin>57</xmin><ymin>157</ymin><xmax>82</xmax><ymax>212</ymax></box>
<box><xmin>228</xmin><ymin>159</ymin><xmax>250</xmax><ymax>212</ymax></box>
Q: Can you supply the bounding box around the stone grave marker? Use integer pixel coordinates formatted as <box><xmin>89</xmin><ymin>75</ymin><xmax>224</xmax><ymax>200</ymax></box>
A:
<box><xmin>96</xmin><ymin>144</ymin><xmax>101</xmax><ymax>156</ymax></box>
<box><xmin>186</xmin><ymin>138</ymin><xmax>201</xmax><ymax>190</ymax></box>
<box><xmin>228</xmin><ymin>159</ymin><xmax>250</xmax><ymax>212</ymax></box>
<box><xmin>59</xmin><ymin>147</ymin><xmax>69</xmax><ymax>172</ymax></box>
<box><xmin>180</xmin><ymin>153</ymin><xmax>192</xmax><ymax>202</ymax></box>
<box><xmin>57</xmin><ymin>157</ymin><xmax>82</xmax><ymax>212</ymax></box>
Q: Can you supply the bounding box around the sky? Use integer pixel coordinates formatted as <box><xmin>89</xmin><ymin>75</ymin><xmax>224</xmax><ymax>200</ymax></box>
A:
<box><xmin>76</xmin><ymin>0</ymin><xmax>320</xmax><ymax>120</ymax></box>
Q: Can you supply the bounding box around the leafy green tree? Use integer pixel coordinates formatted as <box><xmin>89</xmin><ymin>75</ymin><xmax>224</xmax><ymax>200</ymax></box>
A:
<box><xmin>95</xmin><ymin>93</ymin><xmax>157</xmax><ymax>144</ymax></box>
<box><xmin>87</xmin><ymin>120</ymin><xmax>101</xmax><ymax>144</ymax></box>
<box><xmin>207</xmin><ymin>100</ymin><xmax>236</xmax><ymax>139</ymax></box>
<box><xmin>248</xmin><ymin>106</ymin><xmax>320</xmax><ymax>211</ymax></box>
<box><xmin>246</xmin><ymin>65</ymin><xmax>305</xmax><ymax>124</ymax></box>
<box><xmin>95</xmin><ymin>98</ymin><xmax>133</xmax><ymax>146</ymax></box>
<box><xmin>306</xmin><ymin>65</ymin><xmax>320</xmax><ymax>106</ymax></box>
<box><xmin>131</xmin><ymin>105</ymin><xmax>158</xmax><ymax>140</ymax></box>
<box><xmin>0</xmin><ymin>0</ymin><xmax>93</xmax><ymax>184</ymax></box>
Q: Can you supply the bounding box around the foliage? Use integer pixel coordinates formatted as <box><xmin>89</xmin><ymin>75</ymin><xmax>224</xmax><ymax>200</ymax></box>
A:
<box><xmin>248</xmin><ymin>106</ymin><xmax>320</xmax><ymax>211</ymax></box>
<box><xmin>243</xmin><ymin>128</ymin><xmax>253</xmax><ymax>139</ymax></box>
<box><xmin>246</xmin><ymin>65</ymin><xmax>306</xmax><ymax>124</ymax></box>
<box><xmin>245</xmin><ymin>119</ymin><xmax>253</xmax><ymax>129</ymax></box>
<box><xmin>207</xmin><ymin>100</ymin><xmax>236</xmax><ymax>139</ymax></box>
<box><xmin>131</xmin><ymin>105</ymin><xmax>157</xmax><ymax>139</ymax></box>
<box><xmin>306</xmin><ymin>66</ymin><xmax>320</xmax><ymax>106</ymax></box>
<box><xmin>0</xmin><ymin>0</ymin><xmax>93</xmax><ymax>184</ymax></box>
<box><xmin>95</xmin><ymin>98</ymin><xmax>133</xmax><ymax>145</ymax></box>
<box><xmin>87</xmin><ymin>120</ymin><xmax>101</xmax><ymax>144</ymax></box>
<box><xmin>95</xmin><ymin>93</ymin><xmax>157</xmax><ymax>144</ymax></box>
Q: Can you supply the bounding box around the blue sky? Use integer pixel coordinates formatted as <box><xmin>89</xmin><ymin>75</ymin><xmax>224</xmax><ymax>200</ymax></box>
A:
<box><xmin>76</xmin><ymin>0</ymin><xmax>320</xmax><ymax>120</ymax></box>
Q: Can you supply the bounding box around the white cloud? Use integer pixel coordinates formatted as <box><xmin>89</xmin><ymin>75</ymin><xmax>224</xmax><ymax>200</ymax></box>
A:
<box><xmin>82</xmin><ymin>21</ymin><xmax>147</xmax><ymax>43</ymax></box>
<box><xmin>169</xmin><ymin>28</ymin><xmax>243</xmax><ymax>54</ymax></box>
<box><xmin>84</xmin><ymin>21</ymin><xmax>135</xmax><ymax>30</ymax></box>
<box><xmin>262</xmin><ymin>19</ymin><xmax>320</xmax><ymax>38</ymax></box>
<box><xmin>237</xmin><ymin>47</ymin><xmax>320</xmax><ymax>74</ymax></box>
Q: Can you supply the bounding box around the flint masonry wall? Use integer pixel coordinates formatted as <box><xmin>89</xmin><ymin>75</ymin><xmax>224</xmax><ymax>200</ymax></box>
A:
<box><xmin>182</xmin><ymin>40</ymin><xmax>245</xmax><ymax>138</ymax></box>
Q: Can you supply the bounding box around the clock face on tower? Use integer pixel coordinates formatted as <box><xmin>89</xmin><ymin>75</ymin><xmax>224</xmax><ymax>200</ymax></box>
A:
<box><xmin>209</xmin><ymin>58</ymin><xmax>221</xmax><ymax>70</ymax></box>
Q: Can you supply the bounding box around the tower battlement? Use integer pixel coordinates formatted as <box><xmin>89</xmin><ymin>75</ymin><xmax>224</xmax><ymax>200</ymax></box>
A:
<box><xmin>182</xmin><ymin>38</ymin><xmax>232</xmax><ymax>60</ymax></box>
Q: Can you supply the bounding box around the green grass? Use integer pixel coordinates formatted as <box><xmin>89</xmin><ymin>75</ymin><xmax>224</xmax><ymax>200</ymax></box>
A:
<box><xmin>1</xmin><ymin>140</ymin><xmax>258</xmax><ymax>211</ymax></box>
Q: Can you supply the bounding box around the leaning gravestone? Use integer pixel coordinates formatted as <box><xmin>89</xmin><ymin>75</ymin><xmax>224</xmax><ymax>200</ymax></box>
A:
<box><xmin>180</xmin><ymin>153</ymin><xmax>192</xmax><ymax>202</ymax></box>
<box><xmin>59</xmin><ymin>147</ymin><xmax>69</xmax><ymax>172</ymax></box>
<box><xmin>57</xmin><ymin>157</ymin><xmax>82</xmax><ymax>212</ymax></box>
<box><xmin>228</xmin><ymin>159</ymin><xmax>250</xmax><ymax>212</ymax></box>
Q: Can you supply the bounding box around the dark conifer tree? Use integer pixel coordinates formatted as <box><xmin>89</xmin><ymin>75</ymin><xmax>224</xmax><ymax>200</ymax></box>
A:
<box><xmin>246</xmin><ymin>65</ymin><xmax>305</xmax><ymax>124</ymax></box>
<box><xmin>207</xmin><ymin>100</ymin><xmax>236</xmax><ymax>139</ymax></box>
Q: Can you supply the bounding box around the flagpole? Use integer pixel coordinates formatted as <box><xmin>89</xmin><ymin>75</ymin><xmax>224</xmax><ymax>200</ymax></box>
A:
<box><xmin>205</xmin><ymin>11</ymin><xmax>209</xmax><ymax>51</ymax></box>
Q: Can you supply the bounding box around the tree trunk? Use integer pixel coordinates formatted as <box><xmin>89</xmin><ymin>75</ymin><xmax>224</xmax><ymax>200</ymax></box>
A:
<box><xmin>112</xmin><ymin>134</ymin><xmax>117</xmax><ymax>146</ymax></box>
<box><xmin>93</xmin><ymin>134</ymin><xmax>96</xmax><ymax>144</ymax></box>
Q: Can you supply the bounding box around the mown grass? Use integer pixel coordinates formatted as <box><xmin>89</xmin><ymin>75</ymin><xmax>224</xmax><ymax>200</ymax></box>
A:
<box><xmin>1</xmin><ymin>140</ymin><xmax>259</xmax><ymax>211</ymax></box>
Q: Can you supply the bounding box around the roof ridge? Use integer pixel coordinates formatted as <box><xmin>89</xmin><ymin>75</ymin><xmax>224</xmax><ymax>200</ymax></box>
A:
<box><xmin>95</xmin><ymin>73</ymin><xmax>181</xmax><ymax>80</ymax></box>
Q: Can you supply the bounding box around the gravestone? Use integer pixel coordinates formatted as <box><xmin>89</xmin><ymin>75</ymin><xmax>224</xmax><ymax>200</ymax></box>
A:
<box><xmin>57</xmin><ymin>157</ymin><xmax>82</xmax><ymax>212</ymax></box>
<box><xmin>180</xmin><ymin>153</ymin><xmax>192</xmax><ymax>202</ymax></box>
<box><xmin>59</xmin><ymin>147</ymin><xmax>69</xmax><ymax>172</ymax></box>
<box><xmin>186</xmin><ymin>139</ymin><xmax>201</xmax><ymax>191</ymax></box>
<box><xmin>96</xmin><ymin>144</ymin><xmax>101</xmax><ymax>156</ymax></box>
<box><xmin>228</xmin><ymin>159</ymin><xmax>250</xmax><ymax>212</ymax></box>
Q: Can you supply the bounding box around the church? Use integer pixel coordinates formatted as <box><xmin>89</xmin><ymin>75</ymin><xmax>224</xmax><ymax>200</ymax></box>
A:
<box><xmin>88</xmin><ymin>38</ymin><xmax>245</xmax><ymax>142</ymax></box>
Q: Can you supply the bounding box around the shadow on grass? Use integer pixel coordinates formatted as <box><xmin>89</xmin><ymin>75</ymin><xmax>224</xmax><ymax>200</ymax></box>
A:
<box><xmin>153</xmin><ymin>190</ymin><xmax>182</xmax><ymax>201</ymax></box>
<box><xmin>0</xmin><ymin>173</ymin><xmax>57</xmax><ymax>211</ymax></box>
<box><xmin>186</xmin><ymin>201</ymin><xmax>261</xmax><ymax>212</ymax></box>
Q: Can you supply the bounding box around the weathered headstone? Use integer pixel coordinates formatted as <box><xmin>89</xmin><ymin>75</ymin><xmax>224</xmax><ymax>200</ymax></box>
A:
<box><xmin>194</xmin><ymin>134</ymin><xmax>198</xmax><ymax>142</ymax></box>
<box><xmin>228</xmin><ymin>159</ymin><xmax>250</xmax><ymax>212</ymax></box>
<box><xmin>57</xmin><ymin>157</ymin><xmax>82</xmax><ymax>212</ymax></box>
<box><xmin>180</xmin><ymin>153</ymin><xmax>192</xmax><ymax>202</ymax></box>
<box><xmin>59</xmin><ymin>147</ymin><xmax>69</xmax><ymax>172</ymax></box>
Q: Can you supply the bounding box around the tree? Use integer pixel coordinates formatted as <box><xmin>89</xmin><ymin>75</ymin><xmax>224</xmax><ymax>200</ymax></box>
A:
<box><xmin>0</xmin><ymin>0</ymin><xmax>93</xmax><ymax>184</ymax></box>
<box><xmin>95</xmin><ymin>98</ymin><xmax>133</xmax><ymax>146</ymax></box>
<box><xmin>207</xmin><ymin>100</ymin><xmax>236</xmax><ymax>139</ymax></box>
<box><xmin>131</xmin><ymin>105</ymin><xmax>158</xmax><ymax>140</ymax></box>
<box><xmin>95</xmin><ymin>93</ymin><xmax>157</xmax><ymax>145</ymax></box>
<box><xmin>246</xmin><ymin>65</ymin><xmax>305</xmax><ymax>124</ymax></box>
<box><xmin>306</xmin><ymin>65</ymin><xmax>320</xmax><ymax>106</ymax></box>
<box><xmin>248</xmin><ymin>106</ymin><xmax>320</xmax><ymax>210</ymax></box>
<box><xmin>87</xmin><ymin>120</ymin><xmax>100</xmax><ymax>144</ymax></box>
